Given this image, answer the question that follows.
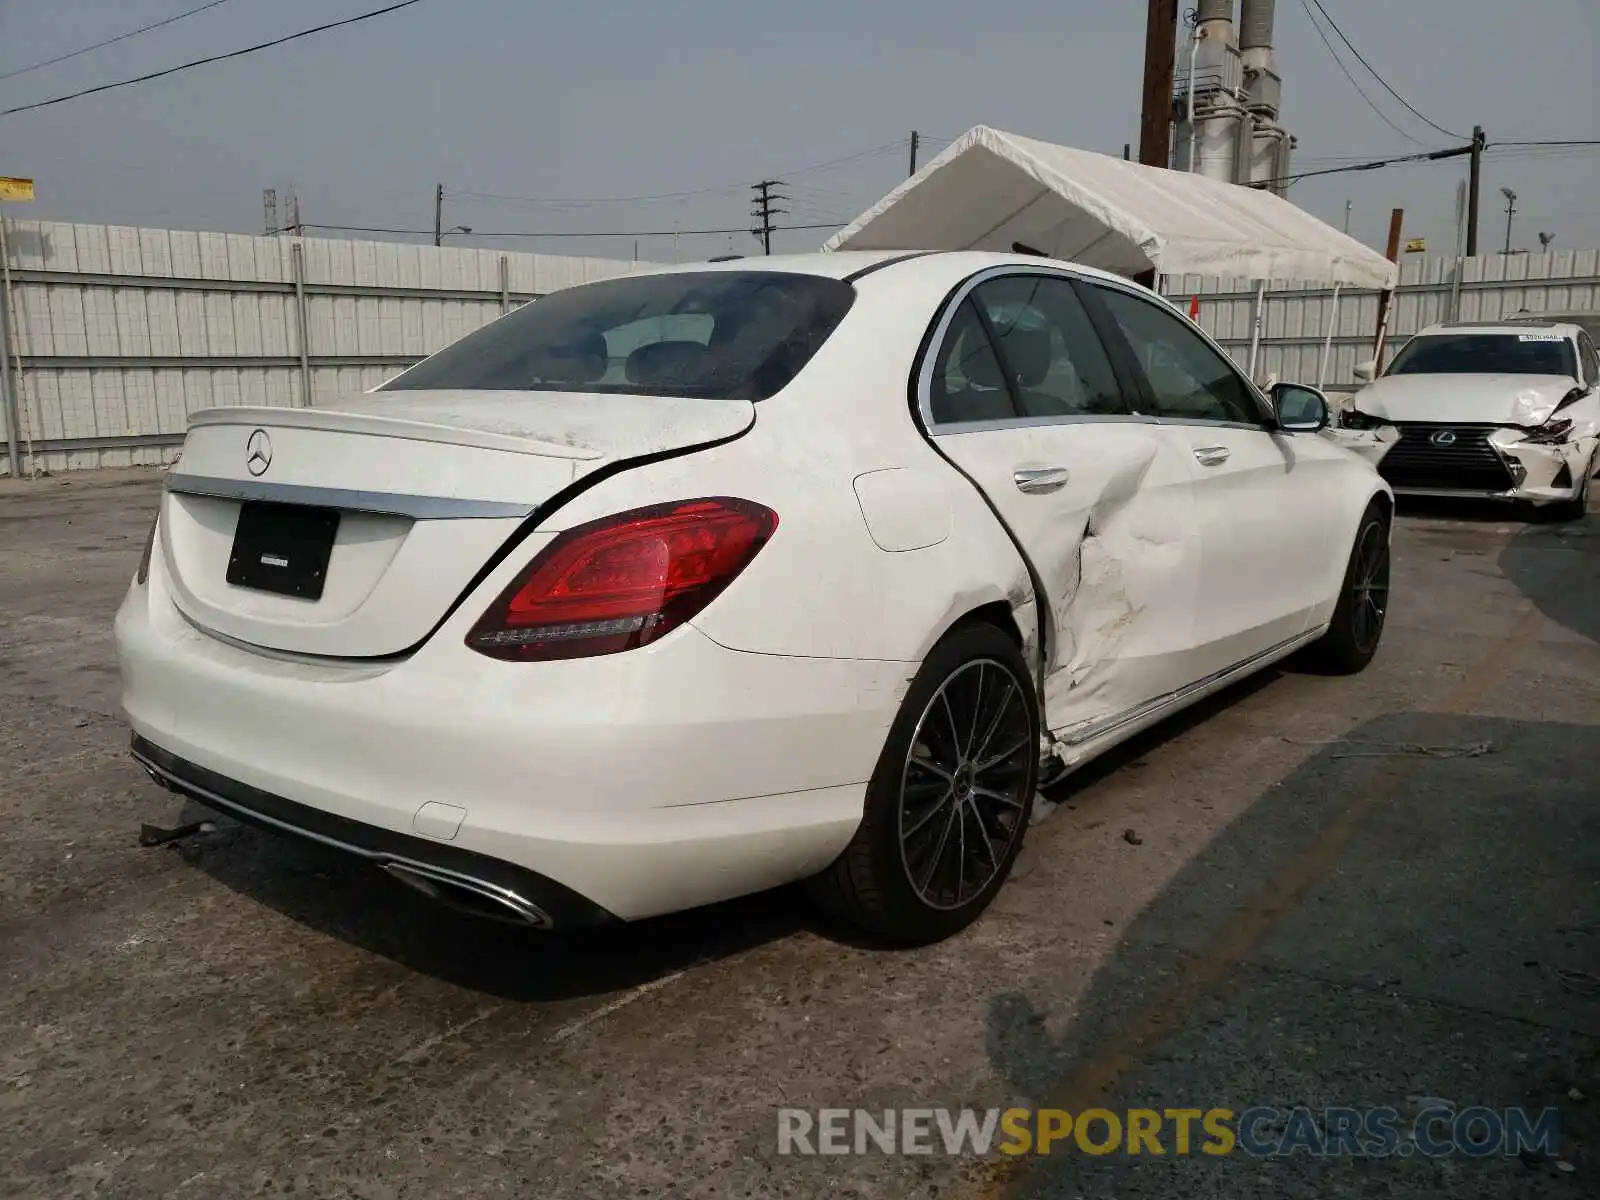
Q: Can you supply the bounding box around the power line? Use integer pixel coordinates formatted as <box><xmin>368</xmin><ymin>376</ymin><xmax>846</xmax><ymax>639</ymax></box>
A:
<box><xmin>1250</xmin><ymin>143</ymin><xmax>1473</xmax><ymax>188</ymax></box>
<box><xmin>297</xmin><ymin>221</ymin><xmax>843</xmax><ymax>238</ymax></box>
<box><xmin>447</xmin><ymin>139</ymin><xmax>911</xmax><ymax>210</ymax></box>
<box><xmin>1296</xmin><ymin>0</ymin><xmax>1435</xmax><ymax>148</ymax></box>
<box><xmin>0</xmin><ymin>0</ymin><xmax>243</xmax><ymax>83</ymax></box>
<box><xmin>0</xmin><ymin>0</ymin><xmax>428</xmax><ymax>118</ymax></box>
<box><xmin>1304</xmin><ymin>0</ymin><xmax>1464</xmax><ymax>141</ymax></box>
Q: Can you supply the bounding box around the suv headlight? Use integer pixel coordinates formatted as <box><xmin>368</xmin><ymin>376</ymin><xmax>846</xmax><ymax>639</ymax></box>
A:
<box><xmin>1520</xmin><ymin>417</ymin><xmax>1573</xmax><ymax>445</ymax></box>
<box><xmin>1339</xmin><ymin>408</ymin><xmax>1383</xmax><ymax>430</ymax></box>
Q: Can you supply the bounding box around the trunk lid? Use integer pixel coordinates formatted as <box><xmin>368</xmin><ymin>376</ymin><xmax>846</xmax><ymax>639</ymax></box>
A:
<box><xmin>1351</xmin><ymin>374</ymin><xmax>1580</xmax><ymax>427</ymax></box>
<box><xmin>160</xmin><ymin>390</ymin><xmax>754</xmax><ymax>657</ymax></box>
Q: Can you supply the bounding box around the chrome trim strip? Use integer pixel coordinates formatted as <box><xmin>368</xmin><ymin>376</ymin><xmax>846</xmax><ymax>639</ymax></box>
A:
<box><xmin>1391</xmin><ymin>486</ymin><xmax>1519</xmax><ymax>501</ymax></box>
<box><xmin>931</xmin><ymin>413</ymin><xmax>1157</xmax><ymax>435</ymax></box>
<box><xmin>165</xmin><ymin>472</ymin><xmax>534</xmax><ymax>520</ymax></box>
<box><xmin>133</xmin><ymin>748</ymin><xmax>550</xmax><ymax>927</ymax></box>
<box><xmin>1056</xmin><ymin>629</ymin><xmax>1322</xmax><ymax>748</ymax></box>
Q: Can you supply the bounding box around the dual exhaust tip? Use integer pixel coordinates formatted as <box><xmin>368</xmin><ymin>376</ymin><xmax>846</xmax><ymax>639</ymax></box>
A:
<box><xmin>378</xmin><ymin>862</ymin><xmax>551</xmax><ymax>928</ymax></box>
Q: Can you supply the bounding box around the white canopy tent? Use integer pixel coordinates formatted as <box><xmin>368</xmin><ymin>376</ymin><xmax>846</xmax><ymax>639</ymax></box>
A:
<box><xmin>824</xmin><ymin>126</ymin><xmax>1398</xmax><ymax>383</ymax></box>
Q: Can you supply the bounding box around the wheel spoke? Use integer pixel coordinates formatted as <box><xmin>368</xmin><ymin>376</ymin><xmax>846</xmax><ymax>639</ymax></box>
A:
<box><xmin>903</xmin><ymin>784</ymin><xmax>955</xmax><ymax>840</ymax></box>
<box><xmin>916</xmin><ymin>804</ymin><xmax>960</xmax><ymax>894</ymax></box>
<box><xmin>970</xmin><ymin>682</ymin><xmax>1020</xmax><ymax>765</ymax></box>
<box><xmin>909</xmin><ymin>751</ymin><xmax>953</xmax><ymax>782</ymax></box>
<box><xmin>938</xmin><ymin>691</ymin><xmax>964</xmax><ymax>759</ymax></box>
<box><xmin>975</xmin><ymin>734</ymin><xmax>1030</xmax><ymax>776</ymax></box>
<box><xmin>972</xmin><ymin>784</ymin><xmax>1026</xmax><ymax>809</ymax></box>
<box><xmin>964</xmin><ymin>663</ymin><xmax>987</xmax><ymax>760</ymax></box>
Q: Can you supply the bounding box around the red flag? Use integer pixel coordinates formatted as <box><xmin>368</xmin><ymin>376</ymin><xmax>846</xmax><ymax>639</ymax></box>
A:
<box><xmin>1188</xmin><ymin>296</ymin><xmax>1201</xmax><ymax>322</ymax></box>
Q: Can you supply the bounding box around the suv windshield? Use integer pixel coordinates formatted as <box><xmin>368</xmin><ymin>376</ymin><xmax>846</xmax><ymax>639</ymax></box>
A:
<box><xmin>1385</xmin><ymin>333</ymin><xmax>1577</xmax><ymax>378</ymax></box>
<box><xmin>382</xmin><ymin>270</ymin><xmax>855</xmax><ymax>400</ymax></box>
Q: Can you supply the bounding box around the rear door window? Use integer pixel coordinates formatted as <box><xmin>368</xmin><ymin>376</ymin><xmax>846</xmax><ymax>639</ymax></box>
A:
<box><xmin>384</xmin><ymin>271</ymin><xmax>855</xmax><ymax>400</ymax></box>
<box><xmin>969</xmin><ymin>275</ymin><xmax>1130</xmax><ymax>418</ymax></box>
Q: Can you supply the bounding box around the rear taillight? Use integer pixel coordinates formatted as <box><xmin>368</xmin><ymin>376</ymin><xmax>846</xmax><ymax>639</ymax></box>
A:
<box><xmin>135</xmin><ymin>512</ymin><xmax>159</xmax><ymax>585</ymax></box>
<box><xmin>467</xmin><ymin>497</ymin><xmax>778</xmax><ymax>661</ymax></box>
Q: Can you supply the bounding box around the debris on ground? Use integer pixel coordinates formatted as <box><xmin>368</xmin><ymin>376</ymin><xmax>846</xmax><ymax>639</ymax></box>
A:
<box><xmin>1122</xmin><ymin>829</ymin><xmax>1143</xmax><ymax>845</ymax></box>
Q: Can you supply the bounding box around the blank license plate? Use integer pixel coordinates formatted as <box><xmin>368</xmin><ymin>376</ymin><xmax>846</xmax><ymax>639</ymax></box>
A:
<box><xmin>226</xmin><ymin>501</ymin><xmax>340</xmax><ymax>600</ymax></box>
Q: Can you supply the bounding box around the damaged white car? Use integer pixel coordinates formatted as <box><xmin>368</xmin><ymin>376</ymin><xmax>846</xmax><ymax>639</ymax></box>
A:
<box><xmin>1337</xmin><ymin>321</ymin><xmax>1600</xmax><ymax>520</ymax></box>
<box><xmin>117</xmin><ymin>251</ymin><xmax>1393</xmax><ymax>945</ymax></box>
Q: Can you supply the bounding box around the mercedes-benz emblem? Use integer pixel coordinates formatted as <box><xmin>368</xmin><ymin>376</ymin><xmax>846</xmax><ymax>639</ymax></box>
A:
<box><xmin>245</xmin><ymin>429</ymin><xmax>273</xmax><ymax>476</ymax></box>
<box><xmin>1430</xmin><ymin>429</ymin><xmax>1458</xmax><ymax>447</ymax></box>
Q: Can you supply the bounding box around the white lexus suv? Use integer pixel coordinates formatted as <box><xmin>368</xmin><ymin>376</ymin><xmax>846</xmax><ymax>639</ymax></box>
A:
<box><xmin>1339</xmin><ymin>320</ymin><xmax>1600</xmax><ymax>520</ymax></box>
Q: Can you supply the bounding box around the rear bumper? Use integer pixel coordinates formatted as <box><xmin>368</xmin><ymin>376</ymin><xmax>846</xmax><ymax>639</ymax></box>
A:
<box><xmin>133</xmin><ymin>736</ymin><xmax>613</xmax><ymax>927</ymax></box>
<box><xmin>116</xmin><ymin>557</ymin><xmax>905</xmax><ymax>921</ymax></box>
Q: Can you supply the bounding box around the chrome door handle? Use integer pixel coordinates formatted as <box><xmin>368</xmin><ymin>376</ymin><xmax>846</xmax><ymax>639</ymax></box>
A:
<box><xmin>1013</xmin><ymin>466</ymin><xmax>1071</xmax><ymax>494</ymax></box>
<box><xmin>1192</xmin><ymin>445</ymin><xmax>1231</xmax><ymax>467</ymax></box>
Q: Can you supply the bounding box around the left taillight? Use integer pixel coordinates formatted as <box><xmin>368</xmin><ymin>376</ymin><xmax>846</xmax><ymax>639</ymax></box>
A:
<box><xmin>135</xmin><ymin>510</ymin><xmax>159</xmax><ymax>585</ymax></box>
<box><xmin>466</xmin><ymin>497</ymin><xmax>778</xmax><ymax>661</ymax></box>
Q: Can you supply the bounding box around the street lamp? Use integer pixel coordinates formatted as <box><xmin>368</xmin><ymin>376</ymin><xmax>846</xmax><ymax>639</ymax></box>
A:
<box><xmin>439</xmin><ymin>225</ymin><xmax>472</xmax><ymax>241</ymax></box>
<box><xmin>1500</xmin><ymin>187</ymin><xmax>1517</xmax><ymax>255</ymax></box>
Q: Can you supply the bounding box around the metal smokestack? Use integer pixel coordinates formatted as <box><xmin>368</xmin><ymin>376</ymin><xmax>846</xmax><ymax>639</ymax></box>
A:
<box><xmin>1197</xmin><ymin>0</ymin><xmax>1234</xmax><ymax>24</ymax></box>
<box><xmin>1239</xmin><ymin>0</ymin><xmax>1276</xmax><ymax>70</ymax></box>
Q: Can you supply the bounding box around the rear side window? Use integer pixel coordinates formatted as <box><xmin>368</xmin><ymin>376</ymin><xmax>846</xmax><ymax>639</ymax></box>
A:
<box><xmin>970</xmin><ymin>275</ymin><xmax>1128</xmax><ymax>418</ymax></box>
<box><xmin>383</xmin><ymin>271</ymin><xmax>855</xmax><ymax>400</ymax></box>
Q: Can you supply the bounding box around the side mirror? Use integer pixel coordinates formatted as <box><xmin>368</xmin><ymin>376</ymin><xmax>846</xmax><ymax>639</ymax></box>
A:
<box><xmin>1352</xmin><ymin>360</ymin><xmax>1377</xmax><ymax>383</ymax></box>
<box><xmin>1272</xmin><ymin>383</ymin><xmax>1330</xmax><ymax>432</ymax></box>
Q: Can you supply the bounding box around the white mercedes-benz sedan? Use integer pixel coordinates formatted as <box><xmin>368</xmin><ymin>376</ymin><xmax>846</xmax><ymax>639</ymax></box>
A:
<box><xmin>117</xmin><ymin>251</ymin><xmax>1393</xmax><ymax>944</ymax></box>
<box><xmin>1339</xmin><ymin>320</ymin><xmax>1600</xmax><ymax>520</ymax></box>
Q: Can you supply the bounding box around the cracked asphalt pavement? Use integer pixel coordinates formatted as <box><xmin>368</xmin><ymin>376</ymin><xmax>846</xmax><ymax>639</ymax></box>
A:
<box><xmin>2</xmin><ymin>468</ymin><xmax>1596</xmax><ymax>1198</ymax></box>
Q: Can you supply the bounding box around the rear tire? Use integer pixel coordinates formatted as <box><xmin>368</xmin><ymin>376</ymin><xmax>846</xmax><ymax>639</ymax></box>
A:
<box><xmin>810</xmin><ymin>622</ymin><xmax>1039</xmax><ymax>945</ymax></box>
<box><xmin>1306</xmin><ymin>501</ymin><xmax>1391</xmax><ymax>675</ymax></box>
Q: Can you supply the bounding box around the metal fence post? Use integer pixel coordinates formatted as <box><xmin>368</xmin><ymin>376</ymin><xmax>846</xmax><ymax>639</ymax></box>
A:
<box><xmin>291</xmin><ymin>240</ymin><xmax>312</xmax><ymax>408</ymax></box>
<box><xmin>499</xmin><ymin>254</ymin><xmax>510</xmax><ymax>315</ymax></box>
<box><xmin>1246</xmin><ymin>280</ymin><xmax>1266</xmax><ymax>380</ymax></box>
<box><xmin>0</xmin><ymin>215</ymin><xmax>19</xmax><ymax>477</ymax></box>
<box><xmin>1317</xmin><ymin>283</ymin><xmax>1341</xmax><ymax>390</ymax></box>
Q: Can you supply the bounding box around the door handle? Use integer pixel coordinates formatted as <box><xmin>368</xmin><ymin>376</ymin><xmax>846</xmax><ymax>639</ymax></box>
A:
<box><xmin>1013</xmin><ymin>466</ymin><xmax>1071</xmax><ymax>494</ymax></box>
<box><xmin>1192</xmin><ymin>445</ymin><xmax>1231</xmax><ymax>467</ymax></box>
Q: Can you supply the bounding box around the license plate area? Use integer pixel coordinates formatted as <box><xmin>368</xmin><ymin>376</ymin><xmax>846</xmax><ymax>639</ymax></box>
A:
<box><xmin>226</xmin><ymin>501</ymin><xmax>340</xmax><ymax>600</ymax></box>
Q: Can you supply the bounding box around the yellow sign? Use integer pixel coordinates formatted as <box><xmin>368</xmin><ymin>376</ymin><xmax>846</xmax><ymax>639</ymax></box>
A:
<box><xmin>0</xmin><ymin>177</ymin><xmax>35</xmax><ymax>202</ymax></box>
<box><xmin>1404</xmin><ymin>237</ymin><xmax>1427</xmax><ymax>253</ymax></box>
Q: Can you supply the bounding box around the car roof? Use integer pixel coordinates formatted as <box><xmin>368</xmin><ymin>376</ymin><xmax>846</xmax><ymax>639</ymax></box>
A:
<box><xmin>1415</xmin><ymin>320</ymin><xmax>1587</xmax><ymax>338</ymax></box>
<box><xmin>620</xmin><ymin>249</ymin><xmax>1150</xmax><ymax>289</ymax></box>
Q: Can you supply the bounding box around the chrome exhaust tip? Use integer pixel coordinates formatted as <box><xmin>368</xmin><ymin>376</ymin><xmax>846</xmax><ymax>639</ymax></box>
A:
<box><xmin>379</xmin><ymin>861</ymin><xmax>550</xmax><ymax>928</ymax></box>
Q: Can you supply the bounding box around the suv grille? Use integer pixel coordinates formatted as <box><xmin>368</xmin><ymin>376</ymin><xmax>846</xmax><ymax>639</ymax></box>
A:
<box><xmin>1378</xmin><ymin>424</ymin><xmax>1516</xmax><ymax>492</ymax></box>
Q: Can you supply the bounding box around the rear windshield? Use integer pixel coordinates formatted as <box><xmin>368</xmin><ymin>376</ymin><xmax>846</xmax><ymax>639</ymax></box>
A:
<box><xmin>382</xmin><ymin>270</ymin><xmax>855</xmax><ymax>400</ymax></box>
<box><xmin>1385</xmin><ymin>333</ymin><xmax>1577</xmax><ymax>378</ymax></box>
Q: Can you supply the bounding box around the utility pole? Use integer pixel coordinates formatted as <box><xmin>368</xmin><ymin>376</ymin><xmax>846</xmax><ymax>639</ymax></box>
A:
<box><xmin>908</xmin><ymin>131</ymin><xmax>921</xmax><ymax>178</ymax></box>
<box><xmin>1123</xmin><ymin>143</ymin><xmax>1132</xmax><ymax>161</ymax></box>
<box><xmin>1138</xmin><ymin>0</ymin><xmax>1180</xmax><ymax>167</ymax></box>
<box><xmin>433</xmin><ymin>183</ymin><xmax>444</xmax><ymax>247</ymax></box>
<box><xmin>1465</xmin><ymin>125</ymin><xmax>1485</xmax><ymax>257</ymax></box>
<box><xmin>286</xmin><ymin>190</ymin><xmax>301</xmax><ymax>237</ymax></box>
<box><xmin>263</xmin><ymin>188</ymin><xmax>278</xmax><ymax>236</ymax></box>
<box><xmin>1372</xmin><ymin>207</ymin><xmax>1404</xmax><ymax>366</ymax></box>
<box><xmin>1500</xmin><ymin>187</ymin><xmax>1517</xmax><ymax>255</ymax></box>
<box><xmin>750</xmin><ymin>180</ymin><xmax>786</xmax><ymax>255</ymax></box>
<box><xmin>1343</xmin><ymin>200</ymin><xmax>1352</xmax><ymax>235</ymax></box>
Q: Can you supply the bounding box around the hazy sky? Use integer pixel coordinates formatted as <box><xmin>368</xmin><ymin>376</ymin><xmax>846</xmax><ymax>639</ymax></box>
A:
<box><xmin>0</xmin><ymin>0</ymin><xmax>1595</xmax><ymax>264</ymax></box>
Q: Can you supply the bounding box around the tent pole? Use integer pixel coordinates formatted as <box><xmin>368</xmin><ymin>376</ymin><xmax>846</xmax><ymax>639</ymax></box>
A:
<box><xmin>1317</xmin><ymin>283</ymin><xmax>1341</xmax><ymax>390</ymax></box>
<box><xmin>1246</xmin><ymin>280</ymin><xmax>1266</xmax><ymax>380</ymax></box>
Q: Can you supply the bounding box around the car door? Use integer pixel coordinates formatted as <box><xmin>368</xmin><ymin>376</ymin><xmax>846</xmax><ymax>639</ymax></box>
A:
<box><xmin>1083</xmin><ymin>280</ymin><xmax>1346</xmax><ymax>675</ymax></box>
<box><xmin>918</xmin><ymin>269</ymin><xmax>1207</xmax><ymax>740</ymax></box>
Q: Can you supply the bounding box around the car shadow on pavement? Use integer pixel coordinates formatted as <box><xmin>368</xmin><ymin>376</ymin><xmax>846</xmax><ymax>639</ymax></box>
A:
<box><xmin>982</xmin><ymin>710</ymin><xmax>1599</xmax><ymax>1199</ymax></box>
<box><xmin>1498</xmin><ymin>512</ymin><xmax>1600</xmax><ymax>646</ymax></box>
<box><xmin>164</xmin><ymin>795</ymin><xmax>813</xmax><ymax>1003</ymax></box>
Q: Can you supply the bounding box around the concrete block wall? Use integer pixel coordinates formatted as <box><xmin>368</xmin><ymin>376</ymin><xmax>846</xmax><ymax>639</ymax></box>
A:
<box><xmin>0</xmin><ymin>220</ymin><xmax>659</xmax><ymax>475</ymax></box>
<box><xmin>1165</xmin><ymin>249</ymin><xmax>1600</xmax><ymax>396</ymax></box>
